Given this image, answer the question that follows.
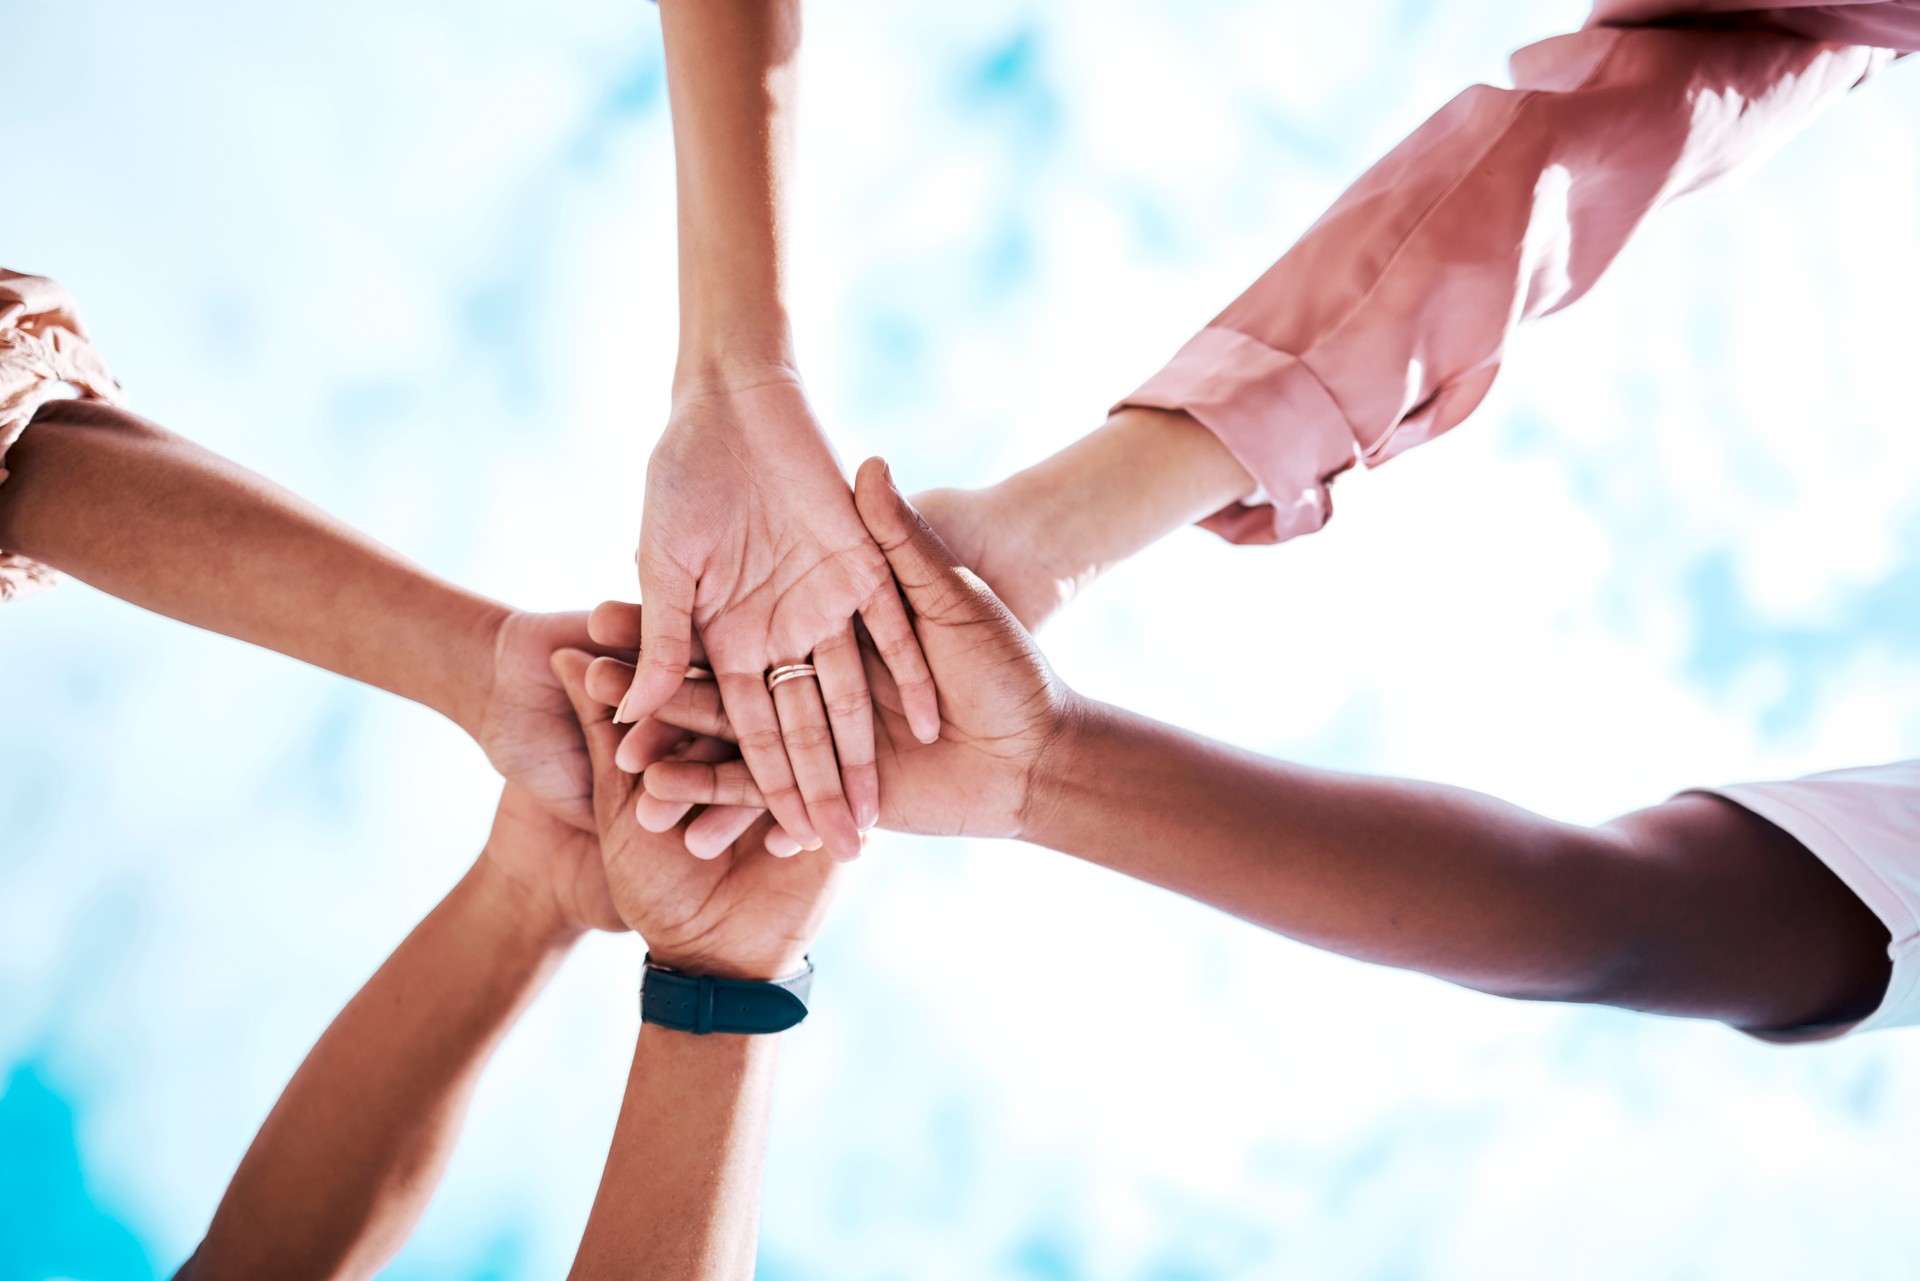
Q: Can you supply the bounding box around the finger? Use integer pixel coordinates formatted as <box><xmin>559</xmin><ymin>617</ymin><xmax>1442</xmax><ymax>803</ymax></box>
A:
<box><xmin>588</xmin><ymin>599</ymin><xmax>644</xmax><ymax>651</ymax></box>
<box><xmin>618</xmin><ymin>561</ymin><xmax>696</xmax><ymax>727</ymax></box>
<box><xmin>590</xmin><ymin>601</ymin><xmax>710</xmax><ymax>671</ymax></box>
<box><xmin>853</xmin><ymin>456</ymin><xmax>984</xmax><ymax>624</ymax></box>
<box><xmin>771</xmin><ymin>668</ymin><xmax>863</xmax><ymax>861</ymax></box>
<box><xmin>636</xmin><ymin>734</ymin><xmax>759</xmax><ymax>846</ymax></box>
<box><xmin>615</xmin><ymin>717</ymin><xmax>694</xmax><ymax>782</ymax></box>
<box><xmin>549</xmin><ymin>648</ymin><xmax>633</xmax><ymax>815</ymax></box>
<box><xmin>586</xmin><ymin>655</ymin><xmax>637</xmax><ymax>708</ymax></box>
<box><xmin>645</xmin><ymin>758</ymin><xmax>766</xmax><ymax>807</ymax></box>
<box><xmin>593</xmin><ymin>656</ymin><xmax>731</xmax><ymax>741</ymax></box>
<box><xmin>635</xmin><ymin>789</ymin><xmax>696</xmax><ymax>833</ymax></box>
<box><xmin>716</xmin><ymin>670</ymin><xmax>821</xmax><ymax>850</ymax></box>
<box><xmin>811</xmin><ymin>624</ymin><xmax>879</xmax><ymax>830</ymax></box>
<box><xmin>685</xmin><ymin>804</ymin><xmax>764</xmax><ymax>860</ymax></box>
<box><xmin>764</xmin><ymin>825</ymin><xmax>804</xmax><ymax>858</ymax></box>
<box><xmin>594</xmin><ymin>652</ymin><xmax>733</xmax><ymax>781</ymax></box>
<box><xmin>659</xmin><ymin>680</ymin><xmax>733</xmax><ymax>740</ymax></box>
<box><xmin>859</xmin><ymin>579</ymin><xmax>941</xmax><ymax>745</ymax></box>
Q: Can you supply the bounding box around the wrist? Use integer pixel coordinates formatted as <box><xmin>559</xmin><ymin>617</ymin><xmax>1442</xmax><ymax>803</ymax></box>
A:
<box><xmin>671</xmin><ymin>337</ymin><xmax>800</xmax><ymax>403</ymax></box>
<box><xmin>1000</xmin><ymin>407</ymin><xmax>1254</xmax><ymax>573</ymax></box>
<box><xmin>643</xmin><ymin>942</ymin><xmax>811</xmax><ymax>985</ymax></box>
<box><xmin>446</xmin><ymin>598</ymin><xmax>515</xmax><ymax>741</ymax></box>
<box><xmin>1015</xmin><ymin>689</ymin><xmax>1099</xmax><ymax>846</ymax></box>
<box><xmin>463</xmin><ymin>853</ymin><xmax>585</xmax><ymax>954</ymax></box>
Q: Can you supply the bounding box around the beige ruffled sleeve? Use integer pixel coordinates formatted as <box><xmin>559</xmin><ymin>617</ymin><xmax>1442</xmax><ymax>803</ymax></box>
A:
<box><xmin>0</xmin><ymin>269</ymin><xmax>127</xmax><ymax>601</ymax></box>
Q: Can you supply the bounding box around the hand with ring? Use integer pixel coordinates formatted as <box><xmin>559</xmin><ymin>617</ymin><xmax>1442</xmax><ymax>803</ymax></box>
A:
<box><xmin>589</xmin><ymin>460</ymin><xmax>1070</xmax><ymax>856</ymax></box>
<box><xmin>610</xmin><ymin>378</ymin><xmax>941</xmax><ymax>862</ymax></box>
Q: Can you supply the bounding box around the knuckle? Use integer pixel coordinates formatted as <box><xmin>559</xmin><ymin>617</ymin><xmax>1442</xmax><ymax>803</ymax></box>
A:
<box><xmin>802</xmin><ymin>768</ymin><xmax>849</xmax><ymax>801</ymax></box>
<box><xmin>825</xmin><ymin>690</ymin><xmax>870</xmax><ymax>720</ymax></box>
<box><xmin>740</xmin><ymin>727</ymin><xmax>788</xmax><ymax>755</ymax></box>
<box><xmin>782</xmin><ymin>724</ymin><xmax>834</xmax><ymax>753</ymax></box>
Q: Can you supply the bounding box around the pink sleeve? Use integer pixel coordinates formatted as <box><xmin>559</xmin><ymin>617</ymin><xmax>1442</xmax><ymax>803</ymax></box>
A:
<box><xmin>1120</xmin><ymin>18</ymin><xmax>1888</xmax><ymax>545</ymax></box>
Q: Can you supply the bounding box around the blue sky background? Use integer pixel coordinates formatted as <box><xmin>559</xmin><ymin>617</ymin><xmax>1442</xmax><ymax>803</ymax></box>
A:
<box><xmin>4</xmin><ymin>0</ymin><xmax>1920</xmax><ymax>1277</ymax></box>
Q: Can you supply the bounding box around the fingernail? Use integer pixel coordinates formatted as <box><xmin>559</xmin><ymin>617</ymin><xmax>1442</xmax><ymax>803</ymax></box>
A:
<box><xmin>802</xmin><ymin>838</ymin><xmax>824</xmax><ymax>852</ymax></box>
<box><xmin>766</xmin><ymin>829</ymin><xmax>803</xmax><ymax>858</ymax></box>
<box><xmin>881</xmin><ymin>459</ymin><xmax>897</xmax><ymax>490</ymax></box>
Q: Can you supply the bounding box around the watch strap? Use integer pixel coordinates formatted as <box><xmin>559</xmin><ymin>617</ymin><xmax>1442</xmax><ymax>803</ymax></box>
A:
<box><xmin>640</xmin><ymin>955</ymin><xmax>813</xmax><ymax>1035</ymax></box>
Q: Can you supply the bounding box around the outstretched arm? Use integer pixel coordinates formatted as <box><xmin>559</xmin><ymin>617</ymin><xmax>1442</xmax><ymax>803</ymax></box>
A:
<box><xmin>922</xmin><ymin>10</ymin><xmax>1890</xmax><ymax>631</ymax></box>
<box><xmin>552</xmin><ymin>650</ymin><xmax>840</xmax><ymax>1279</ymax></box>
<box><xmin>642</xmin><ymin>461</ymin><xmax>1892</xmax><ymax>1037</ymax></box>
<box><xmin>180</xmin><ymin>787</ymin><xmax>620</xmax><ymax>1280</ymax></box>
<box><xmin>615</xmin><ymin>0</ymin><xmax>938</xmax><ymax>864</ymax></box>
<box><xmin>0</xmin><ymin>399</ymin><xmax>499</xmax><ymax>729</ymax></box>
<box><xmin>1021</xmin><ymin>707</ymin><xmax>1890</xmax><ymax>1033</ymax></box>
<box><xmin>0</xmin><ymin>398</ymin><xmax>612</xmax><ymax>828</ymax></box>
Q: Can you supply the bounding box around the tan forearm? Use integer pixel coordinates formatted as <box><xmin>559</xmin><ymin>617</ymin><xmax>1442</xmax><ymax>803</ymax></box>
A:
<box><xmin>994</xmin><ymin>406</ymin><xmax>1253</xmax><ymax>581</ymax></box>
<box><xmin>570</xmin><ymin>1028</ymin><xmax>779</xmax><ymax>1280</ymax></box>
<box><xmin>190</xmin><ymin>858</ymin><xmax>580</xmax><ymax>1280</ymax></box>
<box><xmin>0</xmin><ymin>399</ymin><xmax>504</xmax><ymax>734</ymax></box>
<box><xmin>658</xmin><ymin>0</ymin><xmax>803</xmax><ymax>379</ymax></box>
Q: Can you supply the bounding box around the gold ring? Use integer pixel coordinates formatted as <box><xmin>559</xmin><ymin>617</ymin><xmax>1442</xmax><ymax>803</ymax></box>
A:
<box><xmin>765</xmin><ymin>663</ymin><xmax>818</xmax><ymax>692</ymax></box>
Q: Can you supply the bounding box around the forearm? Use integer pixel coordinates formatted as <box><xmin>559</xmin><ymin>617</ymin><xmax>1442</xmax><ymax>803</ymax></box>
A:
<box><xmin>1025</xmin><ymin>699</ymin><xmax>1628</xmax><ymax>999</ymax></box>
<box><xmin>1023</xmin><ymin>698</ymin><xmax>1886</xmax><ymax>1029</ymax></box>
<box><xmin>188</xmin><ymin>857</ymin><xmax>580</xmax><ymax>1280</ymax></box>
<box><xmin>1119</xmin><ymin>23</ymin><xmax>1880</xmax><ymax>545</ymax></box>
<box><xmin>990</xmin><ymin>406</ymin><xmax>1255</xmax><ymax>582</ymax></box>
<box><xmin>658</xmin><ymin>0</ymin><xmax>803</xmax><ymax>381</ymax></box>
<box><xmin>570</xmin><ymin>1029</ymin><xmax>779</xmax><ymax>1280</ymax></box>
<box><xmin>0</xmin><ymin>399</ymin><xmax>503</xmax><ymax>733</ymax></box>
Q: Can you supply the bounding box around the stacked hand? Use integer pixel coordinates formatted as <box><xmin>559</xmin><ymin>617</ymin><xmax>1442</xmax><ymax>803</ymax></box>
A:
<box><xmin>472</xmin><ymin>610</ymin><xmax>611</xmax><ymax>834</ymax></box>
<box><xmin>589</xmin><ymin>458</ymin><xmax>1074</xmax><ymax>850</ymax></box>
<box><xmin>556</xmin><ymin>648</ymin><xmax>844</xmax><ymax>976</ymax></box>
<box><xmin>476</xmin><ymin>658</ymin><xmax>842</xmax><ymax>980</ymax></box>
<box><xmin>612</xmin><ymin>378</ymin><xmax>941</xmax><ymax>863</ymax></box>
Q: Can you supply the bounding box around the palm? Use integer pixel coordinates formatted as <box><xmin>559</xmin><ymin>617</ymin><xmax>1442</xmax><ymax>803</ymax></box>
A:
<box><xmin>484</xmin><ymin>784</ymin><xmax>624</xmax><ymax>934</ymax></box>
<box><xmin>646</xmin><ymin>382</ymin><xmax>893</xmax><ymax>670</ymax></box>
<box><xmin>600</xmin><ymin>812</ymin><xmax>839</xmax><ymax>980</ymax></box>
<box><xmin>478</xmin><ymin>611</ymin><xmax>599</xmax><ymax>831</ymax></box>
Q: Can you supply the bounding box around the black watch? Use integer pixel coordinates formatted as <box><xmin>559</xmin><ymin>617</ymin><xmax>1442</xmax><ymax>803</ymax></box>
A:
<box><xmin>640</xmin><ymin>955</ymin><xmax>814</xmax><ymax>1035</ymax></box>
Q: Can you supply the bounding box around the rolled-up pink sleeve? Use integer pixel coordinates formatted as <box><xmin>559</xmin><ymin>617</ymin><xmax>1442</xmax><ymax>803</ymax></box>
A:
<box><xmin>1121</xmin><ymin>9</ymin><xmax>1895</xmax><ymax>545</ymax></box>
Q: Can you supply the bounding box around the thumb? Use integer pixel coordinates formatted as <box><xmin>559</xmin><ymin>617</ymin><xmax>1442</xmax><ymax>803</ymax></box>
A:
<box><xmin>618</xmin><ymin>558</ymin><xmax>697</xmax><ymax>725</ymax></box>
<box><xmin>853</xmin><ymin>456</ymin><xmax>998</xmax><ymax>626</ymax></box>
<box><xmin>551</xmin><ymin>648</ymin><xmax>633</xmax><ymax>814</ymax></box>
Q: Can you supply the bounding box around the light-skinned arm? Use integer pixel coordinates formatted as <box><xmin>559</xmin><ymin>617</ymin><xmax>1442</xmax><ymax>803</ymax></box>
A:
<box><xmin>618</xmin><ymin>0</ymin><xmax>939</xmax><ymax>864</ymax></box>
<box><xmin>921</xmin><ymin>12</ymin><xmax>1890</xmax><ymax>629</ymax></box>
<box><xmin>179</xmin><ymin>785</ymin><xmax>624</xmax><ymax>1280</ymax></box>
<box><xmin>551</xmin><ymin>648</ymin><xmax>842</xmax><ymax>1279</ymax></box>
<box><xmin>632</xmin><ymin>460</ymin><xmax>1891</xmax><ymax>1036</ymax></box>
<box><xmin>0</xmin><ymin>397</ymin><xmax>610</xmax><ymax>828</ymax></box>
